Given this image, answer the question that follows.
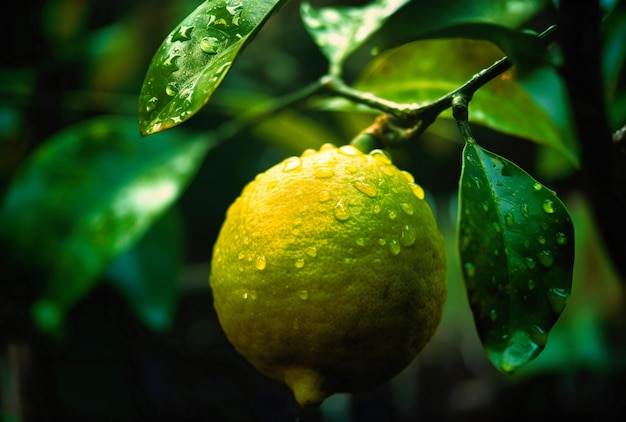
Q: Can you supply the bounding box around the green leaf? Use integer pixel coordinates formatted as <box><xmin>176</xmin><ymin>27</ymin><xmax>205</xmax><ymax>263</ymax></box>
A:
<box><xmin>106</xmin><ymin>208</ymin><xmax>184</xmax><ymax>332</ymax></box>
<box><xmin>0</xmin><ymin>116</ymin><xmax>211</xmax><ymax>335</ymax></box>
<box><xmin>350</xmin><ymin>39</ymin><xmax>579</xmax><ymax>167</ymax></box>
<box><xmin>457</xmin><ymin>140</ymin><xmax>575</xmax><ymax>373</ymax></box>
<box><xmin>138</xmin><ymin>0</ymin><xmax>288</xmax><ymax>136</ymax></box>
<box><xmin>359</xmin><ymin>0</ymin><xmax>551</xmax><ymax>68</ymax></box>
<box><xmin>602</xmin><ymin>0</ymin><xmax>626</xmax><ymax>128</ymax></box>
<box><xmin>300</xmin><ymin>0</ymin><xmax>409</xmax><ymax>75</ymax></box>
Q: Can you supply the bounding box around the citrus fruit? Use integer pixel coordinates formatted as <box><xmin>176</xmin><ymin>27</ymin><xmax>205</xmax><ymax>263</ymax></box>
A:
<box><xmin>209</xmin><ymin>143</ymin><xmax>446</xmax><ymax>407</ymax></box>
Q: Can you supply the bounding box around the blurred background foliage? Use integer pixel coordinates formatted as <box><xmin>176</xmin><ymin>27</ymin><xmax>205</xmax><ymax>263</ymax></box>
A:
<box><xmin>1</xmin><ymin>0</ymin><xmax>625</xmax><ymax>421</ymax></box>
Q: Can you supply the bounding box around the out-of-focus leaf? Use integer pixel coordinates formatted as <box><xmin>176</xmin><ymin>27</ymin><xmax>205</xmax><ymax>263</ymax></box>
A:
<box><xmin>358</xmin><ymin>0</ymin><xmax>552</xmax><ymax>70</ymax></box>
<box><xmin>602</xmin><ymin>0</ymin><xmax>626</xmax><ymax>128</ymax></box>
<box><xmin>345</xmin><ymin>39</ymin><xmax>579</xmax><ymax>167</ymax></box>
<box><xmin>106</xmin><ymin>208</ymin><xmax>184</xmax><ymax>332</ymax></box>
<box><xmin>209</xmin><ymin>88</ymin><xmax>344</xmax><ymax>154</ymax></box>
<box><xmin>457</xmin><ymin>140</ymin><xmax>575</xmax><ymax>373</ymax></box>
<box><xmin>520</xmin><ymin>66</ymin><xmax>580</xmax><ymax>177</ymax></box>
<box><xmin>300</xmin><ymin>0</ymin><xmax>409</xmax><ymax>75</ymax></box>
<box><xmin>139</xmin><ymin>0</ymin><xmax>288</xmax><ymax>136</ymax></box>
<box><xmin>0</xmin><ymin>116</ymin><xmax>212</xmax><ymax>335</ymax></box>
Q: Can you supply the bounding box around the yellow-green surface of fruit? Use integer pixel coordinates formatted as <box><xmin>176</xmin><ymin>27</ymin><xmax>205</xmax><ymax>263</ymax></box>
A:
<box><xmin>209</xmin><ymin>143</ymin><xmax>446</xmax><ymax>407</ymax></box>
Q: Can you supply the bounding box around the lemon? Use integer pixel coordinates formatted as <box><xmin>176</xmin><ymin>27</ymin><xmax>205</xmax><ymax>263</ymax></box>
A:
<box><xmin>209</xmin><ymin>143</ymin><xmax>446</xmax><ymax>407</ymax></box>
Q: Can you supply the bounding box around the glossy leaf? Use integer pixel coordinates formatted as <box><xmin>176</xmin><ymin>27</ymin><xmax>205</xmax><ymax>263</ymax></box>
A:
<box><xmin>359</xmin><ymin>0</ymin><xmax>552</xmax><ymax>68</ymax></box>
<box><xmin>138</xmin><ymin>0</ymin><xmax>288</xmax><ymax>136</ymax></box>
<box><xmin>349</xmin><ymin>39</ymin><xmax>579</xmax><ymax>167</ymax></box>
<box><xmin>300</xmin><ymin>0</ymin><xmax>409</xmax><ymax>75</ymax></box>
<box><xmin>106</xmin><ymin>208</ymin><xmax>184</xmax><ymax>332</ymax></box>
<box><xmin>0</xmin><ymin>116</ymin><xmax>211</xmax><ymax>335</ymax></box>
<box><xmin>457</xmin><ymin>140</ymin><xmax>574</xmax><ymax>373</ymax></box>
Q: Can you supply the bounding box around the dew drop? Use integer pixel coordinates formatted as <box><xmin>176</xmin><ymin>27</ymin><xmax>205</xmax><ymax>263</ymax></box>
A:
<box><xmin>488</xmin><ymin>330</ymin><xmax>540</xmax><ymax>374</ymax></box>
<box><xmin>504</xmin><ymin>212</ymin><xmax>515</xmax><ymax>227</ymax></box>
<box><xmin>464</xmin><ymin>262</ymin><xmax>476</xmax><ymax>278</ymax></box>
<box><xmin>145</xmin><ymin>97</ymin><xmax>158</xmax><ymax>112</ymax></box>
<box><xmin>533</xmin><ymin>182</ymin><xmax>543</xmax><ymax>191</ymax></box>
<box><xmin>482</xmin><ymin>202</ymin><xmax>490</xmax><ymax>212</ymax></box>
<box><xmin>283</xmin><ymin>156</ymin><xmax>302</xmax><ymax>172</ymax></box>
<box><xmin>320</xmin><ymin>143</ymin><xmax>335</xmax><ymax>151</ymax></box>
<box><xmin>353</xmin><ymin>180</ymin><xmax>377</xmax><ymax>197</ymax></box>
<box><xmin>380</xmin><ymin>165</ymin><xmax>394</xmax><ymax>176</ymax></box>
<box><xmin>555</xmin><ymin>232</ymin><xmax>568</xmax><ymax>245</ymax></box>
<box><xmin>294</xmin><ymin>258</ymin><xmax>305</xmax><ymax>269</ymax></box>
<box><xmin>318</xmin><ymin>190</ymin><xmax>331</xmax><ymax>202</ymax></box>
<box><xmin>400</xmin><ymin>202</ymin><xmax>414</xmax><ymax>215</ymax></box>
<box><xmin>378</xmin><ymin>238</ymin><xmax>386</xmax><ymax>246</ymax></box>
<box><xmin>520</xmin><ymin>204</ymin><xmax>529</xmax><ymax>218</ymax></box>
<box><xmin>542</xmin><ymin>199</ymin><xmax>556</xmax><ymax>214</ymax></box>
<box><xmin>547</xmin><ymin>287</ymin><xmax>569</xmax><ymax>313</ymax></box>
<box><xmin>314</xmin><ymin>167</ymin><xmax>334</xmax><ymax>178</ymax></box>
<box><xmin>389</xmin><ymin>238</ymin><xmax>401</xmax><ymax>255</ymax></box>
<box><xmin>333</xmin><ymin>199</ymin><xmax>350</xmax><ymax>221</ymax></box>
<box><xmin>369</xmin><ymin>149</ymin><xmax>392</xmax><ymax>164</ymax></box>
<box><xmin>356</xmin><ymin>237</ymin><xmax>367</xmax><ymax>247</ymax></box>
<box><xmin>338</xmin><ymin>145</ymin><xmax>360</xmax><ymax>156</ymax></box>
<box><xmin>410</xmin><ymin>183</ymin><xmax>425</xmax><ymax>200</ymax></box>
<box><xmin>537</xmin><ymin>250</ymin><xmax>554</xmax><ymax>267</ymax></box>
<box><xmin>400</xmin><ymin>224</ymin><xmax>417</xmax><ymax>246</ymax></box>
<box><xmin>171</xmin><ymin>25</ymin><xmax>194</xmax><ymax>42</ymax></box>
<box><xmin>388</xmin><ymin>210</ymin><xmax>397</xmax><ymax>220</ymax></box>
<box><xmin>373</xmin><ymin>204</ymin><xmax>381</xmax><ymax>214</ymax></box>
<box><xmin>237</xmin><ymin>251</ymin><xmax>245</xmax><ymax>260</ymax></box>
<box><xmin>199</xmin><ymin>36</ymin><xmax>220</xmax><ymax>54</ymax></box>
<box><xmin>528</xmin><ymin>279</ymin><xmax>535</xmax><ymax>290</ymax></box>
<box><xmin>255</xmin><ymin>255</ymin><xmax>266</xmax><ymax>271</ymax></box>
<box><xmin>243</xmin><ymin>292</ymin><xmax>248</xmax><ymax>300</ymax></box>
<box><xmin>298</xmin><ymin>290</ymin><xmax>309</xmax><ymax>300</ymax></box>
<box><xmin>537</xmin><ymin>235</ymin><xmax>546</xmax><ymax>245</ymax></box>
<box><xmin>305</xmin><ymin>247</ymin><xmax>317</xmax><ymax>257</ymax></box>
<box><xmin>472</xmin><ymin>176</ymin><xmax>482</xmax><ymax>189</ymax></box>
<box><xmin>165</xmin><ymin>82</ymin><xmax>178</xmax><ymax>97</ymax></box>
<box><xmin>250</xmin><ymin>291</ymin><xmax>257</xmax><ymax>300</ymax></box>
<box><xmin>525</xmin><ymin>257</ymin><xmax>536</xmax><ymax>269</ymax></box>
<box><xmin>401</xmin><ymin>171</ymin><xmax>415</xmax><ymax>183</ymax></box>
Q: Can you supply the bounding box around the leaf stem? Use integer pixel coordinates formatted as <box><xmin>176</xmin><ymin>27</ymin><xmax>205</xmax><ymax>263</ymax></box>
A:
<box><xmin>451</xmin><ymin>94</ymin><xmax>475</xmax><ymax>145</ymax></box>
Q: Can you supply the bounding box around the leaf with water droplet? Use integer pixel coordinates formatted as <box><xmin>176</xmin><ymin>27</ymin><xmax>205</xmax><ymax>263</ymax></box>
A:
<box><xmin>300</xmin><ymin>0</ymin><xmax>410</xmax><ymax>75</ymax></box>
<box><xmin>457</xmin><ymin>141</ymin><xmax>574</xmax><ymax>373</ymax></box>
<box><xmin>139</xmin><ymin>0</ymin><xmax>289</xmax><ymax>136</ymax></box>
<box><xmin>0</xmin><ymin>116</ymin><xmax>212</xmax><ymax>336</ymax></box>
